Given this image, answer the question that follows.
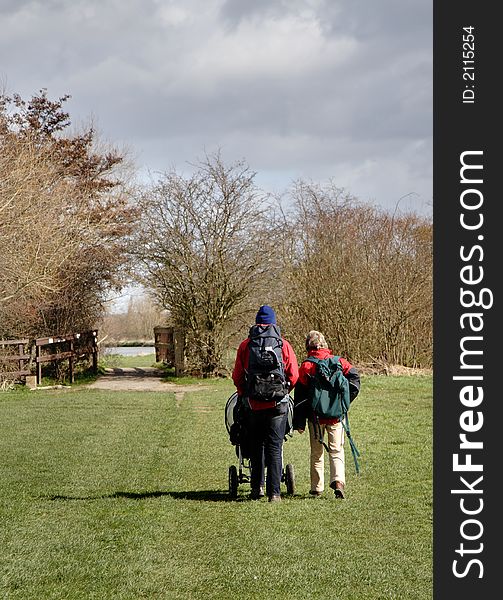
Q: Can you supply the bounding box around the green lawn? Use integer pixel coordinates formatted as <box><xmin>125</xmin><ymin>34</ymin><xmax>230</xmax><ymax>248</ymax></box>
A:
<box><xmin>0</xmin><ymin>375</ymin><xmax>432</xmax><ymax>599</ymax></box>
<box><xmin>99</xmin><ymin>352</ymin><xmax>159</xmax><ymax>369</ymax></box>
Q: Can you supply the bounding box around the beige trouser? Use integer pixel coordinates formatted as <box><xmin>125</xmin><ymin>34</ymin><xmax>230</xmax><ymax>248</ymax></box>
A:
<box><xmin>308</xmin><ymin>420</ymin><xmax>345</xmax><ymax>492</ymax></box>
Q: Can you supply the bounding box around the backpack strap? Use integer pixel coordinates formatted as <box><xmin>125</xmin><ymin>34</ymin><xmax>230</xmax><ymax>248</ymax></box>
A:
<box><xmin>305</xmin><ymin>355</ymin><xmax>342</xmax><ymax>368</ymax></box>
<box><xmin>314</xmin><ymin>413</ymin><xmax>361</xmax><ymax>475</ymax></box>
<box><xmin>340</xmin><ymin>413</ymin><xmax>361</xmax><ymax>474</ymax></box>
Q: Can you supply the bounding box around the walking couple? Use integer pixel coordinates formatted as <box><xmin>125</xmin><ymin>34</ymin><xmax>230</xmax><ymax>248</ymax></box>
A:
<box><xmin>232</xmin><ymin>305</ymin><xmax>360</xmax><ymax>501</ymax></box>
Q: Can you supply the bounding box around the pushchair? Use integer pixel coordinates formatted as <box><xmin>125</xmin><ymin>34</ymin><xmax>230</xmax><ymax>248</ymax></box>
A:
<box><xmin>225</xmin><ymin>392</ymin><xmax>296</xmax><ymax>499</ymax></box>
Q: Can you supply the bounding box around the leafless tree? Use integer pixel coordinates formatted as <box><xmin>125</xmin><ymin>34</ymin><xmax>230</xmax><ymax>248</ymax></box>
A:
<box><xmin>132</xmin><ymin>154</ymin><xmax>281</xmax><ymax>375</ymax></box>
<box><xmin>101</xmin><ymin>295</ymin><xmax>167</xmax><ymax>344</ymax></box>
<box><xmin>0</xmin><ymin>90</ymin><xmax>138</xmax><ymax>338</ymax></box>
<box><xmin>278</xmin><ymin>180</ymin><xmax>432</xmax><ymax>368</ymax></box>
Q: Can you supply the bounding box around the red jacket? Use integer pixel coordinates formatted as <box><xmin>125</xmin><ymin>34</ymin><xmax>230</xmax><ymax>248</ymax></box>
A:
<box><xmin>298</xmin><ymin>347</ymin><xmax>356</xmax><ymax>424</ymax></box>
<box><xmin>298</xmin><ymin>347</ymin><xmax>353</xmax><ymax>385</ymax></box>
<box><xmin>232</xmin><ymin>331</ymin><xmax>299</xmax><ymax>410</ymax></box>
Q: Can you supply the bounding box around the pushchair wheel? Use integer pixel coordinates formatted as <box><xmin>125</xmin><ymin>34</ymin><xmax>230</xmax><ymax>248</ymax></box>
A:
<box><xmin>228</xmin><ymin>465</ymin><xmax>238</xmax><ymax>498</ymax></box>
<box><xmin>285</xmin><ymin>463</ymin><xmax>295</xmax><ymax>495</ymax></box>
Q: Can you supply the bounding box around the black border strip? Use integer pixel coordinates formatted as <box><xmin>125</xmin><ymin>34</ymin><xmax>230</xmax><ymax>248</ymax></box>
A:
<box><xmin>434</xmin><ymin>2</ymin><xmax>499</xmax><ymax>596</ymax></box>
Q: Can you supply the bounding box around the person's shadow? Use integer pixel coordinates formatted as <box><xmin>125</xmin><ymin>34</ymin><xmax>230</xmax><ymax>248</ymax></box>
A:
<box><xmin>47</xmin><ymin>489</ymin><xmax>243</xmax><ymax>502</ymax></box>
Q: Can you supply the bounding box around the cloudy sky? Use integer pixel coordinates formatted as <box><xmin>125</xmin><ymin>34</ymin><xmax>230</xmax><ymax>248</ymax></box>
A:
<box><xmin>1</xmin><ymin>0</ymin><xmax>432</xmax><ymax>215</ymax></box>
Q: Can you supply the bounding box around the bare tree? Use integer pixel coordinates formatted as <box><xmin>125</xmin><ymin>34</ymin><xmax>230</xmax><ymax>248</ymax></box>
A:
<box><xmin>101</xmin><ymin>295</ymin><xmax>166</xmax><ymax>344</ymax></box>
<box><xmin>0</xmin><ymin>90</ymin><xmax>138</xmax><ymax>338</ymax></box>
<box><xmin>0</xmin><ymin>130</ymin><xmax>81</xmax><ymax>326</ymax></box>
<box><xmin>278</xmin><ymin>180</ymin><xmax>432</xmax><ymax>368</ymax></box>
<box><xmin>133</xmin><ymin>154</ymin><xmax>280</xmax><ymax>375</ymax></box>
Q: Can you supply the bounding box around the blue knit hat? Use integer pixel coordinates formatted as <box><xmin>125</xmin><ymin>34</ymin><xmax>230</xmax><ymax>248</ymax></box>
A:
<box><xmin>255</xmin><ymin>305</ymin><xmax>276</xmax><ymax>325</ymax></box>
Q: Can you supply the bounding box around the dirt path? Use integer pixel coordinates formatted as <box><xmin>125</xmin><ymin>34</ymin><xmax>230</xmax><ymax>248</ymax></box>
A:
<box><xmin>85</xmin><ymin>368</ymin><xmax>206</xmax><ymax>396</ymax></box>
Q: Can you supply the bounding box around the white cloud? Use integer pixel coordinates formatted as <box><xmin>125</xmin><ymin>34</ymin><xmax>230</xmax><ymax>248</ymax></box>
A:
<box><xmin>191</xmin><ymin>14</ymin><xmax>357</xmax><ymax>83</ymax></box>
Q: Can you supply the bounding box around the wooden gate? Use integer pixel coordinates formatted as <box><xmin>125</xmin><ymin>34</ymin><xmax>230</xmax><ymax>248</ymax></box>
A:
<box><xmin>153</xmin><ymin>326</ymin><xmax>185</xmax><ymax>375</ymax></box>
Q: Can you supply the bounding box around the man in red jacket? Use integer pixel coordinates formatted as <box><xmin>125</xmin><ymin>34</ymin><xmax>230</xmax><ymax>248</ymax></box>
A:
<box><xmin>293</xmin><ymin>330</ymin><xmax>360</xmax><ymax>499</ymax></box>
<box><xmin>232</xmin><ymin>305</ymin><xmax>299</xmax><ymax>502</ymax></box>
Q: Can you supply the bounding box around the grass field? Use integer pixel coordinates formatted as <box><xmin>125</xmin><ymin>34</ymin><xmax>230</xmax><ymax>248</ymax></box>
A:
<box><xmin>99</xmin><ymin>352</ymin><xmax>160</xmax><ymax>369</ymax></box>
<box><xmin>0</xmin><ymin>375</ymin><xmax>432</xmax><ymax>599</ymax></box>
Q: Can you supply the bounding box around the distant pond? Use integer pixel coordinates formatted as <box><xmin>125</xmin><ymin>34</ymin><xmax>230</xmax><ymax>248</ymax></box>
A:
<box><xmin>103</xmin><ymin>346</ymin><xmax>155</xmax><ymax>356</ymax></box>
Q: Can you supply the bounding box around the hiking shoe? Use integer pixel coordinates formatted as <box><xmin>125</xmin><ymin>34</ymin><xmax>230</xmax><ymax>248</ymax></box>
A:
<box><xmin>330</xmin><ymin>481</ymin><xmax>345</xmax><ymax>499</ymax></box>
<box><xmin>268</xmin><ymin>495</ymin><xmax>282</xmax><ymax>502</ymax></box>
<box><xmin>309</xmin><ymin>490</ymin><xmax>323</xmax><ymax>497</ymax></box>
<box><xmin>250</xmin><ymin>487</ymin><xmax>265</xmax><ymax>500</ymax></box>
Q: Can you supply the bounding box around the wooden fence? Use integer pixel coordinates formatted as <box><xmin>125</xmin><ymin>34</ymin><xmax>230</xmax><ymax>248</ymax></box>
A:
<box><xmin>0</xmin><ymin>339</ymin><xmax>31</xmax><ymax>381</ymax></box>
<box><xmin>0</xmin><ymin>330</ymin><xmax>98</xmax><ymax>385</ymax></box>
<box><xmin>35</xmin><ymin>330</ymin><xmax>98</xmax><ymax>384</ymax></box>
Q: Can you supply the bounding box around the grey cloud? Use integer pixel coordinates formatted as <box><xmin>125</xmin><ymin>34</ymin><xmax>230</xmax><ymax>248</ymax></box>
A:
<box><xmin>219</xmin><ymin>0</ymin><xmax>316</xmax><ymax>27</ymax></box>
<box><xmin>0</xmin><ymin>0</ymin><xmax>432</xmax><ymax>215</ymax></box>
<box><xmin>220</xmin><ymin>0</ymin><xmax>275</xmax><ymax>25</ymax></box>
<box><xmin>0</xmin><ymin>0</ymin><xmax>32</xmax><ymax>13</ymax></box>
<box><xmin>319</xmin><ymin>0</ymin><xmax>431</xmax><ymax>41</ymax></box>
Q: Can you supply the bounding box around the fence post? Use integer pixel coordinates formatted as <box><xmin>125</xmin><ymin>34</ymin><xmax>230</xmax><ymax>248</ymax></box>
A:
<box><xmin>36</xmin><ymin>345</ymin><xmax>42</xmax><ymax>384</ymax></box>
<box><xmin>17</xmin><ymin>342</ymin><xmax>23</xmax><ymax>374</ymax></box>
<box><xmin>92</xmin><ymin>330</ymin><xmax>98</xmax><ymax>374</ymax></box>
<box><xmin>68</xmin><ymin>340</ymin><xmax>74</xmax><ymax>383</ymax></box>
<box><xmin>174</xmin><ymin>328</ymin><xmax>185</xmax><ymax>376</ymax></box>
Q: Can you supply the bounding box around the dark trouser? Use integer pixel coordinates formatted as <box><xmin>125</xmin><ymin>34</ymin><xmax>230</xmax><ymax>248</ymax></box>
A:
<box><xmin>247</xmin><ymin>402</ymin><xmax>288</xmax><ymax>497</ymax></box>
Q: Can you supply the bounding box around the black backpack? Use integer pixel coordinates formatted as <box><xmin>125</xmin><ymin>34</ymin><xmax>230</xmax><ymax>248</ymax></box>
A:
<box><xmin>245</xmin><ymin>324</ymin><xmax>289</xmax><ymax>401</ymax></box>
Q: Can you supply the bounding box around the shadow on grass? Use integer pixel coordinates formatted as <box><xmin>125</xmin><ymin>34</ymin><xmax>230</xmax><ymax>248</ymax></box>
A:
<box><xmin>46</xmin><ymin>489</ymin><xmax>248</xmax><ymax>502</ymax></box>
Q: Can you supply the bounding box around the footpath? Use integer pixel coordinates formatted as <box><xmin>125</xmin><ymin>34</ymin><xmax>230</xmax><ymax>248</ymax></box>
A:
<box><xmin>86</xmin><ymin>368</ymin><xmax>204</xmax><ymax>394</ymax></box>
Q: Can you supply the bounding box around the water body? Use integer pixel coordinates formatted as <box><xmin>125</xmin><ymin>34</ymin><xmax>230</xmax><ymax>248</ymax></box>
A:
<box><xmin>104</xmin><ymin>346</ymin><xmax>155</xmax><ymax>356</ymax></box>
